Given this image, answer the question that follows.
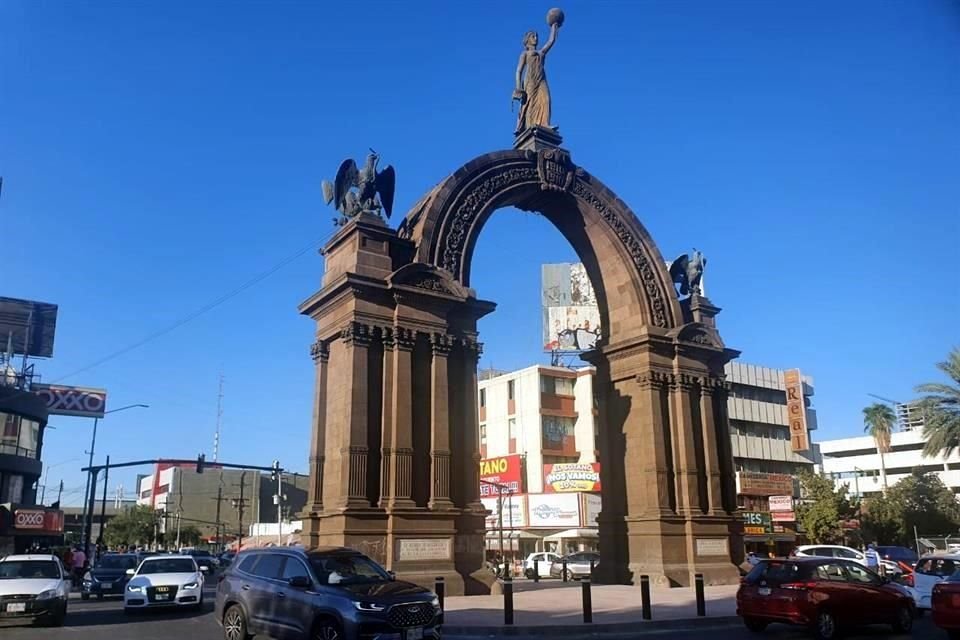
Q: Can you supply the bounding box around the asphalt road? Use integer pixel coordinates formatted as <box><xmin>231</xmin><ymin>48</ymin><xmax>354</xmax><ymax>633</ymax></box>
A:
<box><xmin>0</xmin><ymin>591</ymin><xmax>942</xmax><ymax>640</ymax></box>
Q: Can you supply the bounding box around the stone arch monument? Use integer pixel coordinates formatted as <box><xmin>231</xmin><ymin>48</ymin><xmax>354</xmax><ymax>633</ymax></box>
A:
<box><xmin>300</xmin><ymin>11</ymin><xmax>741</xmax><ymax>595</ymax></box>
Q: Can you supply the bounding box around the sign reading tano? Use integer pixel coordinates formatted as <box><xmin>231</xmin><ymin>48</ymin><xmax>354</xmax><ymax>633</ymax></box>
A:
<box><xmin>736</xmin><ymin>471</ymin><xmax>794</xmax><ymax>496</ymax></box>
<box><xmin>784</xmin><ymin>369</ymin><xmax>809</xmax><ymax>452</ymax></box>
<box><xmin>479</xmin><ymin>454</ymin><xmax>522</xmax><ymax>496</ymax></box>
<box><xmin>543</xmin><ymin>462</ymin><xmax>601</xmax><ymax>493</ymax></box>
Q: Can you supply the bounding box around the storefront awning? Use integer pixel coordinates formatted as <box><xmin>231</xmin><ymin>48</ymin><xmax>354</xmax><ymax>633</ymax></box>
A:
<box><xmin>545</xmin><ymin>528</ymin><xmax>598</xmax><ymax>540</ymax></box>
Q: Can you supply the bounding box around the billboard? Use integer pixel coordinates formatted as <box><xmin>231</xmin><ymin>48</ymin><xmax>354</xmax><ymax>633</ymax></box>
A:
<box><xmin>768</xmin><ymin>495</ymin><xmax>793</xmax><ymax>511</ymax></box>
<box><xmin>0</xmin><ymin>297</ymin><xmax>58</xmax><ymax>358</ymax></box>
<box><xmin>583</xmin><ymin>493</ymin><xmax>602</xmax><ymax>525</ymax></box>
<box><xmin>543</xmin><ymin>462</ymin><xmax>602</xmax><ymax>493</ymax></box>
<box><xmin>527</xmin><ymin>493</ymin><xmax>581</xmax><ymax>528</ymax></box>
<box><xmin>32</xmin><ymin>384</ymin><xmax>108</xmax><ymax>418</ymax></box>
<box><xmin>742</xmin><ymin>511</ymin><xmax>773</xmax><ymax>535</ymax></box>
<box><xmin>13</xmin><ymin>508</ymin><xmax>64</xmax><ymax>533</ymax></box>
<box><xmin>542</xmin><ymin>263</ymin><xmax>601</xmax><ymax>352</ymax></box>
<box><xmin>784</xmin><ymin>369</ymin><xmax>809</xmax><ymax>451</ymax></box>
<box><xmin>482</xmin><ymin>494</ymin><xmax>528</xmax><ymax>528</ymax></box>
<box><xmin>479</xmin><ymin>454</ymin><xmax>523</xmax><ymax>497</ymax></box>
<box><xmin>736</xmin><ymin>471</ymin><xmax>794</xmax><ymax>497</ymax></box>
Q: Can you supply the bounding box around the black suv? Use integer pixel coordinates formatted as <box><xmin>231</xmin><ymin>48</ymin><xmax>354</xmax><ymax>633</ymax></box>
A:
<box><xmin>215</xmin><ymin>546</ymin><xmax>441</xmax><ymax>640</ymax></box>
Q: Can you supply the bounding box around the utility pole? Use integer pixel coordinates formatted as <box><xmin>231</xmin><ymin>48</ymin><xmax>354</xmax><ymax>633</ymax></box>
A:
<box><xmin>231</xmin><ymin>471</ymin><xmax>248</xmax><ymax>550</ymax></box>
<box><xmin>214</xmin><ymin>373</ymin><xmax>224</xmax><ymax>462</ymax></box>
<box><xmin>212</xmin><ymin>485</ymin><xmax>224</xmax><ymax>552</ymax></box>
<box><xmin>56</xmin><ymin>480</ymin><xmax>63</xmax><ymax>505</ymax></box>
<box><xmin>175</xmin><ymin>512</ymin><xmax>182</xmax><ymax>550</ymax></box>
<box><xmin>272</xmin><ymin>460</ymin><xmax>284</xmax><ymax>545</ymax></box>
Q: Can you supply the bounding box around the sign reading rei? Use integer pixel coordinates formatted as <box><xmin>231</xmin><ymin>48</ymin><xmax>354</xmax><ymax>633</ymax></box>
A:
<box><xmin>784</xmin><ymin>369</ymin><xmax>809</xmax><ymax>451</ymax></box>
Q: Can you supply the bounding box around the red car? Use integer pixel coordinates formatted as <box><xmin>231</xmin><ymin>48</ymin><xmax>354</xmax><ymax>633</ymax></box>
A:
<box><xmin>933</xmin><ymin>571</ymin><xmax>960</xmax><ymax>639</ymax></box>
<box><xmin>737</xmin><ymin>557</ymin><xmax>915</xmax><ymax>640</ymax></box>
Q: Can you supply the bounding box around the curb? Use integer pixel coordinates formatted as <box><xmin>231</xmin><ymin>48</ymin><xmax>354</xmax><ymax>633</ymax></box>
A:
<box><xmin>444</xmin><ymin>615</ymin><xmax>742</xmax><ymax>637</ymax></box>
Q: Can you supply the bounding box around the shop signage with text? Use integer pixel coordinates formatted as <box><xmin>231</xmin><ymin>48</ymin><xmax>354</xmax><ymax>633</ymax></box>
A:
<box><xmin>32</xmin><ymin>384</ymin><xmax>108</xmax><ymax>418</ymax></box>
<box><xmin>736</xmin><ymin>471</ymin><xmax>795</xmax><ymax>497</ymax></box>
<box><xmin>742</xmin><ymin>511</ymin><xmax>772</xmax><ymax>535</ymax></box>
<box><xmin>771</xmin><ymin>510</ymin><xmax>796</xmax><ymax>523</ymax></box>
<box><xmin>768</xmin><ymin>495</ymin><xmax>794</xmax><ymax>511</ymax></box>
<box><xmin>13</xmin><ymin>508</ymin><xmax>64</xmax><ymax>533</ymax></box>
<box><xmin>479</xmin><ymin>454</ymin><xmax>523</xmax><ymax>496</ymax></box>
<box><xmin>543</xmin><ymin>462</ymin><xmax>601</xmax><ymax>493</ymax></box>
<box><xmin>784</xmin><ymin>369</ymin><xmax>809</xmax><ymax>452</ymax></box>
<box><xmin>527</xmin><ymin>493</ymin><xmax>580</xmax><ymax>528</ymax></box>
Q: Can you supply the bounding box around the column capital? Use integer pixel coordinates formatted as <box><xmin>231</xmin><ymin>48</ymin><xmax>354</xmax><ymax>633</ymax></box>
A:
<box><xmin>393</xmin><ymin>326</ymin><xmax>417</xmax><ymax>351</ymax></box>
<box><xmin>460</xmin><ymin>336</ymin><xmax>483</xmax><ymax>362</ymax></box>
<box><xmin>699</xmin><ymin>375</ymin><xmax>728</xmax><ymax>395</ymax></box>
<box><xmin>310</xmin><ymin>339</ymin><xmax>330</xmax><ymax>363</ymax></box>
<box><xmin>431</xmin><ymin>333</ymin><xmax>455</xmax><ymax>356</ymax></box>
<box><xmin>340</xmin><ymin>321</ymin><xmax>375</xmax><ymax>347</ymax></box>
<box><xmin>671</xmin><ymin>373</ymin><xmax>698</xmax><ymax>392</ymax></box>
<box><xmin>636</xmin><ymin>370</ymin><xmax>672</xmax><ymax>391</ymax></box>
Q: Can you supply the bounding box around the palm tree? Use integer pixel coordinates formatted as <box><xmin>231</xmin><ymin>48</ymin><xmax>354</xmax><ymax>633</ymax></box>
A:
<box><xmin>919</xmin><ymin>347</ymin><xmax>960</xmax><ymax>458</ymax></box>
<box><xmin>863</xmin><ymin>403</ymin><xmax>896</xmax><ymax>490</ymax></box>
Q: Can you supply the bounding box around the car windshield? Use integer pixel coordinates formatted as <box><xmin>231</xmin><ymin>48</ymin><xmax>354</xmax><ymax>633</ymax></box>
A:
<box><xmin>309</xmin><ymin>555</ymin><xmax>390</xmax><ymax>585</ymax></box>
<box><xmin>0</xmin><ymin>560</ymin><xmax>60</xmax><ymax>579</ymax></box>
<box><xmin>138</xmin><ymin>558</ymin><xmax>196</xmax><ymax>574</ymax></box>
<box><xmin>97</xmin><ymin>555</ymin><xmax>138</xmax><ymax>570</ymax></box>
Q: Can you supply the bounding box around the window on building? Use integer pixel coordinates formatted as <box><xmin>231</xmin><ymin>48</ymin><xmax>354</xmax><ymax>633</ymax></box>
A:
<box><xmin>543</xmin><ymin>455</ymin><xmax>580</xmax><ymax>465</ymax></box>
<box><xmin>542</xmin><ymin>415</ymin><xmax>575</xmax><ymax>450</ymax></box>
<box><xmin>508</xmin><ymin>380</ymin><xmax>515</xmax><ymax>401</ymax></box>
<box><xmin>540</xmin><ymin>376</ymin><xmax>574</xmax><ymax>396</ymax></box>
<box><xmin>508</xmin><ymin>418</ymin><xmax>517</xmax><ymax>440</ymax></box>
<box><xmin>480</xmin><ymin>424</ymin><xmax>487</xmax><ymax>445</ymax></box>
<box><xmin>480</xmin><ymin>389</ymin><xmax>486</xmax><ymax>408</ymax></box>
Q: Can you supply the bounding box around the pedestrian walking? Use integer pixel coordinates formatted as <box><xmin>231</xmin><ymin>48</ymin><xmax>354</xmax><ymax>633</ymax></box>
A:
<box><xmin>71</xmin><ymin>546</ymin><xmax>87</xmax><ymax>586</ymax></box>
<box><xmin>865</xmin><ymin>543</ymin><xmax>883</xmax><ymax>576</ymax></box>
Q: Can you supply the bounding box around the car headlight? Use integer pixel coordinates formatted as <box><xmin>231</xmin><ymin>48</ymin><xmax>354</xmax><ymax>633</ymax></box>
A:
<box><xmin>37</xmin><ymin>589</ymin><xmax>59</xmax><ymax>600</ymax></box>
<box><xmin>431</xmin><ymin>596</ymin><xmax>440</xmax><ymax>608</ymax></box>
<box><xmin>127</xmin><ymin>584</ymin><xmax>145</xmax><ymax>594</ymax></box>
<box><xmin>353</xmin><ymin>601</ymin><xmax>386</xmax><ymax>612</ymax></box>
<box><xmin>183</xmin><ymin>581</ymin><xmax>199</xmax><ymax>590</ymax></box>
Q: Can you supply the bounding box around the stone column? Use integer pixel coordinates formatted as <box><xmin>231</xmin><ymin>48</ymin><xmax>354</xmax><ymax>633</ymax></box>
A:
<box><xmin>460</xmin><ymin>337</ymin><xmax>484</xmax><ymax>513</ymax></box>
<box><xmin>670</xmin><ymin>373</ymin><xmax>703</xmax><ymax>516</ymax></box>
<box><xmin>698</xmin><ymin>378</ymin><xmax>724</xmax><ymax>516</ymax></box>
<box><xmin>379</xmin><ymin>328</ymin><xmax>395</xmax><ymax>506</ymax></box>
<box><xmin>386</xmin><ymin>326</ymin><xmax>416</xmax><ymax>510</ymax></box>
<box><xmin>307</xmin><ymin>339</ymin><xmax>329</xmax><ymax>513</ymax></box>
<box><xmin>429</xmin><ymin>333</ymin><xmax>455</xmax><ymax>510</ymax></box>
<box><xmin>635</xmin><ymin>370</ymin><xmax>677</xmax><ymax>516</ymax></box>
<box><xmin>337</xmin><ymin>321</ymin><xmax>374</xmax><ymax>508</ymax></box>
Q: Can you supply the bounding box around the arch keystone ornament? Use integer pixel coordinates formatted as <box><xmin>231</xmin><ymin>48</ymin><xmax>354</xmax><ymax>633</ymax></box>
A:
<box><xmin>300</xmin><ymin>10</ymin><xmax>741</xmax><ymax>593</ymax></box>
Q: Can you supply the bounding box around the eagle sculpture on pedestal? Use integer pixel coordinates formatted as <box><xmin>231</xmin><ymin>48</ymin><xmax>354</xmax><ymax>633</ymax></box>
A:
<box><xmin>322</xmin><ymin>150</ymin><xmax>396</xmax><ymax>227</ymax></box>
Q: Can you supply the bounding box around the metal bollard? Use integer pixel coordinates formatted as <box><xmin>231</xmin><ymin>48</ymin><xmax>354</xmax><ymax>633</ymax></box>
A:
<box><xmin>640</xmin><ymin>574</ymin><xmax>651</xmax><ymax>620</ymax></box>
<box><xmin>504</xmin><ymin>575</ymin><xmax>514</xmax><ymax>625</ymax></box>
<box><xmin>534</xmin><ymin>558</ymin><xmax>540</xmax><ymax>583</ymax></box>
<box><xmin>435</xmin><ymin>576</ymin><xmax>444</xmax><ymax>611</ymax></box>
<box><xmin>695</xmin><ymin>573</ymin><xmax>705</xmax><ymax>617</ymax></box>
<box><xmin>562</xmin><ymin>558</ymin><xmax>568</xmax><ymax>583</ymax></box>
<box><xmin>581</xmin><ymin>576</ymin><xmax>593</xmax><ymax>623</ymax></box>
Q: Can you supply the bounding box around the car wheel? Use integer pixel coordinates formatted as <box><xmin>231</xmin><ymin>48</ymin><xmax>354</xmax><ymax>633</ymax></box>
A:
<box><xmin>312</xmin><ymin>616</ymin><xmax>343</xmax><ymax>640</ymax></box>
<box><xmin>563</xmin><ymin>569</ymin><xmax>574</xmax><ymax>582</ymax></box>
<box><xmin>80</xmin><ymin>593</ymin><xmax>90</xmax><ymax>601</ymax></box>
<box><xmin>223</xmin><ymin>605</ymin><xmax>251</xmax><ymax>640</ymax></box>
<box><xmin>743</xmin><ymin>617</ymin><xmax>767</xmax><ymax>633</ymax></box>
<box><xmin>891</xmin><ymin>606</ymin><xmax>913</xmax><ymax>633</ymax></box>
<box><xmin>44</xmin><ymin>602</ymin><xmax>67</xmax><ymax>627</ymax></box>
<box><xmin>812</xmin><ymin>610</ymin><xmax>837</xmax><ymax>640</ymax></box>
<box><xmin>524</xmin><ymin>569</ymin><xmax>534</xmax><ymax>579</ymax></box>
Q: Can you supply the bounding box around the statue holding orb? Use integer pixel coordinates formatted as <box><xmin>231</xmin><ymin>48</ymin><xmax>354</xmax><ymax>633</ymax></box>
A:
<box><xmin>513</xmin><ymin>8</ymin><xmax>565</xmax><ymax>135</ymax></box>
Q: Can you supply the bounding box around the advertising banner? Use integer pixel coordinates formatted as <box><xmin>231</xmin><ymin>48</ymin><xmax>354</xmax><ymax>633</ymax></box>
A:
<box><xmin>583</xmin><ymin>493</ymin><xmax>602</xmax><ymax>525</ymax></box>
<box><xmin>32</xmin><ymin>384</ymin><xmax>108</xmax><ymax>418</ymax></box>
<box><xmin>527</xmin><ymin>493</ymin><xmax>581</xmax><ymax>528</ymax></box>
<box><xmin>771</xmin><ymin>511</ymin><xmax>796</xmax><ymax>523</ymax></box>
<box><xmin>742</xmin><ymin>511</ymin><xmax>773</xmax><ymax>535</ymax></box>
<box><xmin>785</xmin><ymin>369</ymin><xmax>810</xmax><ymax>451</ymax></box>
<box><xmin>479</xmin><ymin>454</ymin><xmax>523</xmax><ymax>497</ymax></box>
<box><xmin>543</xmin><ymin>462</ymin><xmax>601</xmax><ymax>493</ymax></box>
<box><xmin>736</xmin><ymin>471</ymin><xmax>795</xmax><ymax>496</ymax></box>
<box><xmin>481</xmin><ymin>494</ymin><xmax>527</xmax><ymax>529</ymax></box>
<box><xmin>542</xmin><ymin>263</ymin><xmax>602</xmax><ymax>352</ymax></box>
<box><xmin>768</xmin><ymin>495</ymin><xmax>794</xmax><ymax>512</ymax></box>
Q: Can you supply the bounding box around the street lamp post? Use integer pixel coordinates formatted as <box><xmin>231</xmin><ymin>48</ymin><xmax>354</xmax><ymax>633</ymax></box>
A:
<box><xmin>80</xmin><ymin>403</ymin><xmax>148</xmax><ymax>553</ymax></box>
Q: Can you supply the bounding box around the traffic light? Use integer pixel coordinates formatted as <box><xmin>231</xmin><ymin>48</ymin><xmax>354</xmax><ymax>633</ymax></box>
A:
<box><xmin>270</xmin><ymin>460</ymin><xmax>280</xmax><ymax>482</ymax></box>
<box><xmin>196</xmin><ymin>453</ymin><xmax>206</xmax><ymax>474</ymax></box>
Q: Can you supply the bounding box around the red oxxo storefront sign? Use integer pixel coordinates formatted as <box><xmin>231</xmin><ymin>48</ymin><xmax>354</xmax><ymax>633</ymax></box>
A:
<box><xmin>14</xmin><ymin>509</ymin><xmax>64</xmax><ymax>533</ymax></box>
<box><xmin>478</xmin><ymin>454</ymin><xmax>523</xmax><ymax>496</ymax></box>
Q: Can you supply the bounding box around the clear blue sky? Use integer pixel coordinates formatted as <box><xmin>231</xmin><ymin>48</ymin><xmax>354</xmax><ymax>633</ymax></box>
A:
<box><xmin>2</xmin><ymin>1</ymin><xmax>958</xmax><ymax>505</ymax></box>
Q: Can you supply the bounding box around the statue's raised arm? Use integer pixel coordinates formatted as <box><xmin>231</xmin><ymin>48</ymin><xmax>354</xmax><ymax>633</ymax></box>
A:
<box><xmin>541</xmin><ymin>19</ymin><xmax>560</xmax><ymax>56</ymax></box>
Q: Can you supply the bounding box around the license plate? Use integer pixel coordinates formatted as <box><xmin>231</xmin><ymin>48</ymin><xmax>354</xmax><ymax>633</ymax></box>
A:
<box><xmin>6</xmin><ymin>603</ymin><xmax>26</xmax><ymax>613</ymax></box>
<box><xmin>403</xmin><ymin>628</ymin><xmax>424</xmax><ymax>640</ymax></box>
<box><xmin>101</xmin><ymin>582</ymin><xmax>113</xmax><ymax>589</ymax></box>
<box><xmin>155</xmin><ymin>593</ymin><xmax>169</xmax><ymax>601</ymax></box>
<box><xmin>758</xmin><ymin>587</ymin><xmax>771</xmax><ymax>596</ymax></box>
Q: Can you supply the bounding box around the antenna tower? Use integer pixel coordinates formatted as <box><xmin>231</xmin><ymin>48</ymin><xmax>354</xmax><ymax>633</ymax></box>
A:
<box><xmin>214</xmin><ymin>373</ymin><xmax>224</xmax><ymax>462</ymax></box>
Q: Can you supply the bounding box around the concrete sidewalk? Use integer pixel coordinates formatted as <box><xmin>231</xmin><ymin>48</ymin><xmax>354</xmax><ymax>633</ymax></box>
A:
<box><xmin>443</xmin><ymin>584</ymin><xmax>739</xmax><ymax>634</ymax></box>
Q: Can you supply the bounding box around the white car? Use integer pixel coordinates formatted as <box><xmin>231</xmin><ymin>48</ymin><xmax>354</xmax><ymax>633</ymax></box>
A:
<box><xmin>524</xmin><ymin>552</ymin><xmax>560</xmax><ymax>578</ymax></box>
<box><xmin>124</xmin><ymin>554</ymin><xmax>206</xmax><ymax>613</ymax></box>
<box><xmin>907</xmin><ymin>554</ymin><xmax>960</xmax><ymax>612</ymax></box>
<box><xmin>0</xmin><ymin>554</ymin><xmax>70</xmax><ymax>627</ymax></box>
<box><xmin>794</xmin><ymin>544</ymin><xmax>901</xmax><ymax>575</ymax></box>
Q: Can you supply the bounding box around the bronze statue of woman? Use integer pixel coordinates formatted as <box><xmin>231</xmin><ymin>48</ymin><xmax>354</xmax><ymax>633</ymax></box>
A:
<box><xmin>513</xmin><ymin>10</ymin><xmax>563</xmax><ymax>134</ymax></box>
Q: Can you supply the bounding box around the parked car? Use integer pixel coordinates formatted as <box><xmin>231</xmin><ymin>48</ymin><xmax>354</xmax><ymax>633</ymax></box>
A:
<box><xmin>124</xmin><ymin>554</ymin><xmax>206</xmax><ymax>613</ymax></box>
<box><xmin>933</xmin><ymin>570</ymin><xmax>960</xmax><ymax>639</ymax></box>
<box><xmin>218</xmin><ymin>551</ymin><xmax>236</xmax><ymax>570</ymax></box>
<box><xmin>0</xmin><ymin>554</ymin><xmax>70</xmax><ymax>627</ymax></box>
<box><xmin>185</xmin><ymin>549</ymin><xmax>219</xmax><ymax>573</ymax></box>
<box><xmin>81</xmin><ymin>553</ymin><xmax>139</xmax><ymax>600</ymax></box>
<box><xmin>524</xmin><ymin>552</ymin><xmax>560</xmax><ymax>579</ymax></box>
<box><xmin>875</xmin><ymin>545</ymin><xmax>919</xmax><ymax>568</ymax></box>
<box><xmin>907</xmin><ymin>554</ymin><xmax>960</xmax><ymax>613</ymax></box>
<box><xmin>549</xmin><ymin>552</ymin><xmax>599</xmax><ymax>581</ymax></box>
<box><xmin>794</xmin><ymin>544</ymin><xmax>901</xmax><ymax>576</ymax></box>
<box><xmin>215</xmin><ymin>546</ymin><xmax>441</xmax><ymax>640</ymax></box>
<box><xmin>737</xmin><ymin>557</ymin><xmax>914</xmax><ymax>640</ymax></box>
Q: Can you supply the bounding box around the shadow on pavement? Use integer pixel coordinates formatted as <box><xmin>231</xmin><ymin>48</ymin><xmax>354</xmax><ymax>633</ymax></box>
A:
<box><xmin>62</xmin><ymin>600</ymin><xmax>216</xmax><ymax>628</ymax></box>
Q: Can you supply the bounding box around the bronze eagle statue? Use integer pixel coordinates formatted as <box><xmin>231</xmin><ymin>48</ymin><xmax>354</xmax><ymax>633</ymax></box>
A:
<box><xmin>669</xmin><ymin>249</ymin><xmax>706</xmax><ymax>297</ymax></box>
<box><xmin>322</xmin><ymin>150</ymin><xmax>396</xmax><ymax>227</ymax></box>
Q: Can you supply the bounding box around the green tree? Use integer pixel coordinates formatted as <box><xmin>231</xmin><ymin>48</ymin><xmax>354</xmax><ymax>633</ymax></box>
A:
<box><xmin>178</xmin><ymin>526</ymin><xmax>203</xmax><ymax>548</ymax></box>
<box><xmin>863</xmin><ymin>403</ymin><xmax>896</xmax><ymax>490</ymax></box>
<box><xmin>919</xmin><ymin>347</ymin><xmax>960</xmax><ymax>458</ymax></box>
<box><xmin>797</xmin><ymin>472</ymin><xmax>858</xmax><ymax>544</ymax></box>
<box><xmin>862</xmin><ymin>492</ymin><xmax>906</xmax><ymax>545</ymax></box>
<box><xmin>862</xmin><ymin>470</ymin><xmax>960</xmax><ymax>544</ymax></box>
<box><xmin>104</xmin><ymin>505</ymin><xmax>157</xmax><ymax>548</ymax></box>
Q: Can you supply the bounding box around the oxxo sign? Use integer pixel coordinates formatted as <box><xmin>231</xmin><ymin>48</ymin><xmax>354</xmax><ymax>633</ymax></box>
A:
<box><xmin>15</xmin><ymin>509</ymin><xmax>46</xmax><ymax>529</ymax></box>
<box><xmin>33</xmin><ymin>384</ymin><xmax>108</xmax><ymax>418</ymax></box>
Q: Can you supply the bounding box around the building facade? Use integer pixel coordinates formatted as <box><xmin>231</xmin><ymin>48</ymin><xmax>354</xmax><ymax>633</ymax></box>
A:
<box><xmin>820</xmin><ymin>429</ymin><xmax>959</xmax><ymax>498</ymax></box>
<box><xmin>477</xmin><ymin>361</ymin><xmax>821</xmax><ymax>564</ymax></box>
